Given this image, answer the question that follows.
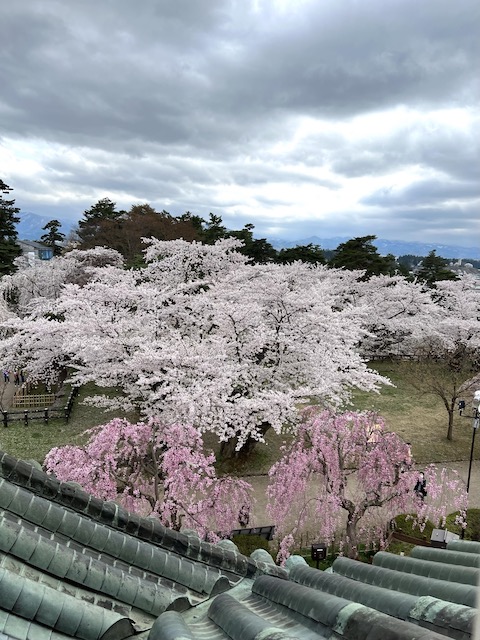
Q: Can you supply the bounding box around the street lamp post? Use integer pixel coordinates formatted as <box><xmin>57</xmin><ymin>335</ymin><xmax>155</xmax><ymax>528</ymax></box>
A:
<box><xmin>466</xmin><ymin>390</ymin><xmax>480</xmax><ymax>495</ymax></box>
<box><xmin>459</xmin><ymin>390</ymin><xmax>480</xmax><ymax>539</ymax></box>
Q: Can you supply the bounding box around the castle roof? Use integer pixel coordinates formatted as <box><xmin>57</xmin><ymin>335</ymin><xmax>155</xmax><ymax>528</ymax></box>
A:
<box><xmin>0</xmin><ymin>450</ymin><xmax>477</xmax><ymax>639</ymax></box>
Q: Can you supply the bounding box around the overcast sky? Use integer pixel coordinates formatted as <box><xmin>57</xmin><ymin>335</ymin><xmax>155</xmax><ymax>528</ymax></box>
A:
<box><xmin>1</xmin><ymin>0</ymin><xmax>479</xmax><ymax>246</ymax></box>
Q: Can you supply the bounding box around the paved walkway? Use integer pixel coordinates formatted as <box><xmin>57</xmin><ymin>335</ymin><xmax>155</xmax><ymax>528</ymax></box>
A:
<box><xmin>246</xmin><ymin>458</ymin><xmax>480</xmax><ymax>529</ymax></box>
<box><xmin>0</xmin><ymin>380</ymin><xmax>17</xmax><ymax>410</ymax></box>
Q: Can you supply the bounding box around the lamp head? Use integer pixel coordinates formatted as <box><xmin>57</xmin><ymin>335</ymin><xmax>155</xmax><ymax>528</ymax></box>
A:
<box><xmin>473</xmin><ymin>390</ymin><xmax>480</xmax><ymax>409</ymax></box>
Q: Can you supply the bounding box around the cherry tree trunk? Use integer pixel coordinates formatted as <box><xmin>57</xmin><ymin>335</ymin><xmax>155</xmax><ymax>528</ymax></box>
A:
<box><xmin>219</xmin><ymin>437</ymin><xmax>242</xmax><ymax>461</ymax></box>
<box><xmin>345</xmin><ymin>516</ymin><xmax>361</xmax><ymax>559</ymax></box>
<box><xmin>219</xmin><ymin>436</ymin><xmax>259</xmax><ymax>460</ymax></box>
<box><xmin>219</xmin><ymin>422</ymin><xmax>272</xmax><ymax>460</ymax></box>
<box><xmin>447</xmin><ymin>407</ymin><xmax>454</xmax><ymax>441</ymax></box>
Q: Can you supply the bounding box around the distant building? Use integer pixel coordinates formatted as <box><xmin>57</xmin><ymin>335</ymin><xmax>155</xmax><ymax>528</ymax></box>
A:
<box><xmin>18</xmin><ymin>240</ymin><xmax>54</xmax><ymax>264</ymax></box>
<box><xmin>448</xmin><ymin>259</ymin><xmax>480</xmax><ymax>276</ymax></box>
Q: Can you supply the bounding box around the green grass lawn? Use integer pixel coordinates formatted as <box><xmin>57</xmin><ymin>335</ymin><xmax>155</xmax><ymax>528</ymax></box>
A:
<box><xmin>445</xmin><ymin>508</ymin><xmax>480</xmax><ymax>540</ymax></box>
<box><xmin>351</xmin><ymin>360</ymin><xmax>477</xmax><ymax>464</ymax></box>
<box><xmin>0</xmin><ymin>383</ymin><xmax>139</xmax><ymax>464</ymax></box>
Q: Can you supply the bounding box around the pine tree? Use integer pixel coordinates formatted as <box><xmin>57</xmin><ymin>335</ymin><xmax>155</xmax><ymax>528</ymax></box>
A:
<box><xmin>276</xmin><ymin>243</ymin><xmax>325</xmax><ymax>265</ymax></box>
<box><xmin>329</xmin><ymin>235</ymin><xmax>396</xmax><ymax>279</ymax></box>
<box><xmin>40</xmin><ymin>219</ymin><xmax>65</xmax><ymax>256</ymax></box>
<box><xmin>202</xmin><ymin>213</ymin><xmax>227</xmax><ymax>244</ymax></box>
<box><xmin>77</xmin><ymin>197</ymin><xmax>123</xmax><ymax>247</ymax></box>
<box><xmin>228</xmin><ymin>223</ymin><xmax>277</xmax><ymax>263</ymax></box>
<box><xmin>416</xmin><ymin>250</ymin><xmax>458</xmax><ymax>287</ymax></box>
<box><xmin>0</xmin><ymin>180</ymin><xmax>22</xmax><ymax>275</ymax></box>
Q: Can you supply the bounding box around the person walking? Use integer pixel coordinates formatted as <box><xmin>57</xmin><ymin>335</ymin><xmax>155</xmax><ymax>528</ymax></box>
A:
<box><xmin>238</xmin><ymin>504</ymin><xmax>251</xmax><ymax>528</ymax></box>
<box><xmin>414</xmin><ymin>472</ymin><xmax>427</xmax><ymax>501</ymax></box>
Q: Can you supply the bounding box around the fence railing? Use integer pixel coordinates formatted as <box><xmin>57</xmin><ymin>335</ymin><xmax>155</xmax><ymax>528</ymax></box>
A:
<box><xmin>2</xmin><ymin>387</ymin><xmax>78</xmax><ymax>427</ymax></box>
<box><xmin>391</xmin><ymin>530</ymin><xmax>430</xmax><ymax>547</ymax></box>
<box><xmin>229</xmin><ymin>525</ymin><xmax>276</xmax><ymax>541</ymax></box>
<box><xmin>12</xmin><ymin>393</ymin><xmax>56</xmax><ymax>409</ymax></box>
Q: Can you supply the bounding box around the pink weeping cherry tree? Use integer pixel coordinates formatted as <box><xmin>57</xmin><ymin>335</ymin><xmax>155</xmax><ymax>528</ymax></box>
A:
<box><xmin>44</xmin><ymin>417</ymin><xmax>253</xmax><ymax>540</ymax></box>
<box><xmin>267</xmin><ymin>409</ymin><xmax>468</xmax><ymax>562</ymax></box>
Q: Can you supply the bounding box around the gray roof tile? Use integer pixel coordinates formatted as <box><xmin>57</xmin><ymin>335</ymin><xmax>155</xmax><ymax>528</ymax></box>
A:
<box><xmin>373</xmin><ymin>550</ymin><xmax>479</xmax><ymax>585</ymax></box>
<box><xmin>411</xmin><ymin>546</ymin><xmax>480</xmax><ymax>568</ymax></box>
<box><xmin>0</xmin><ymin>451</ymin><xmax>478</xmax><ymax>639</ymax></box>
<box><xmin>333</xmin><ymin>555</ymin><xmax>478</xmax><ymax>608</ymax></box>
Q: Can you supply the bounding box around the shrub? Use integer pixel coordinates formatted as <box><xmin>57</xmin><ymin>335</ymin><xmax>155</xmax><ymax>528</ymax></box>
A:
<box><xmin>445</xmin><ymin>509</ymin><xmax>480</xmax><ymax>541</ymax></box>
<box><xmin>231</xmin><ymin>534</ymin><xmax>270</xmax><ymax>556</ymax></box>
<box><xmin>392</xmin><ymin>513</ymin><xmax>434</xmax><ymax>540</ymax></box>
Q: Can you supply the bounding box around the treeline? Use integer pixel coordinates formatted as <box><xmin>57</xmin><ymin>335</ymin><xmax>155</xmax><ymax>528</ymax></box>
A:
<box><xmin>73</xmin><ymin>197</ymin><xmax>327</xmax><ymax>268</ymax></box>
<box><xmin>0</xmin><ymin>181</ymin><xmax>462</xmax><ymax>286</ymax></box>
<box><xmin>70</xmin><ymin>197</ymin><xmax>460</xmax><ymax>285</ymax></box>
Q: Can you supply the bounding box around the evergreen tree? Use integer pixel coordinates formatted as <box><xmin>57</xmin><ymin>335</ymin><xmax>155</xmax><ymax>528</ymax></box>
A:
<box><xmin>329</xmin><ymin>235</ymin><xmax>396</xmax><ymax>279</ymax></box>
<box><xmin>395</xmin><ymin>254</ymin><xmax>423</xmax><ymax>279</ymax></box>
<box><xmin>0</xmin><ymin>180</ymin><xmax>22</xmax><ymax>276</ymax></box>
<box><xmin>202</xmin><ymin>213</ymin><xmax>227</xmax><ymax>244</ymax></box>
<box><xmin>40</xmin><ymin>219</ymin><xmax>65</xmax><ymax>256</ymax></box>
<box><xmin>77</xmin><ymin>197</ymin><xmax>123</xmax><ymax>247</ymax></box>
<box><xmin>228</xmin><ymin>223</ymin><xmax>277</xmax><ymax>263</ymax></box>
<box><xmin>416</xmin><ymin>250</ymin><xmax>458</xmax><ymax>287</ymax></box>
<box><xmin>397</xmin><ymin>254</ymin><xmax>423</xmax><ymax>270</ymax></box>
<box><xmin>81</xmin><ymin>197</ymin><xmax>120</xmax><ymax>222</ymax></box>
<box><xmin>276</xmin><ymin>243</ymin><xmax>325</xmax><ymax>265</ymax></box>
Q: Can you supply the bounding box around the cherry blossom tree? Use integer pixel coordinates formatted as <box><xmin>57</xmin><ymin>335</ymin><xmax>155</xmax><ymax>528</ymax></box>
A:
<box><xmin>267</xmin><ymin>409</ymin><xmax>467</xmax><ymax>561</ymax></box>
<box><xmin>343</xmin><ymin>273</ymin><xmax>480</xmax><ymax>439</ymax></box>
<box><xmin>2</xmin><ymin>241</ymin><xmax>479</xmax><ymax>453</ymax></box>
<box><xmin>0</xmin><ymin>294</ymin><xmax>14</xmax><ymax>323</ymax></box>
<box><xmin>352</xmin><ymin>274</ymin><xmax>442</xmax><ymax>358</ymax></box>
<box><xmin>142</xmin><ymin>236</ymin><xmax>248</xmax><ymax>286</ymax></box>
<box><xmin>44</xmin><ymin>417</ymin><xmax>252</xmax><ymax>539</ymax></box>
<box><xmin>335</xmin><ymin>272</ymin><xmax>480</xmax><ymax>365</ymax></box>
<box><xmin>0</xmin><ymin>246</ymin><xmax>124</xmax><ymax>317</ymax></box>
<box><xmin>0</xmin><ymin>240</ymin><xmax>390</xmax><ymax>458</ymax></box>
<box><xmin>397</xmin><ymin>275</ymin><xmax>480</xmax><ymax>439</ymax></box>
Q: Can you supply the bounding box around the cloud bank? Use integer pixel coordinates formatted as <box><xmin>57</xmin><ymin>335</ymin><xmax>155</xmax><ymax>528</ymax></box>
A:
<box><xmin>1</xmin><ymin>0</ymin><xmax>478</xmax><ymax>246</ymax></box>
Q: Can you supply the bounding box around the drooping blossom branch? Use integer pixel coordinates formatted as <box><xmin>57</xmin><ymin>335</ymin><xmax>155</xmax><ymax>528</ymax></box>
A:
<box><xmin>267</xmin><ymin>409</ymin><xmax>467</xmax><ymax>562</ymax></box>
<box><xmin>44</xmin><ymin>417</ymin><xmax>253</xmax><ymax>540</ymax></box>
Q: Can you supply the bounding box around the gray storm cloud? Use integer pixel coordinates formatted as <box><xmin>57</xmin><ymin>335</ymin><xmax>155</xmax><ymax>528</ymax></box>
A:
<box><xmin>0</xmin><ymin>0</ymin><xmax>478</xmax><ymax>246</ymax></box>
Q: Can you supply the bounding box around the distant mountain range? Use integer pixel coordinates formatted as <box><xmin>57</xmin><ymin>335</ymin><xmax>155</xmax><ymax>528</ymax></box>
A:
<box><xmin>16</xmin><ymin>212</ymin><xmax>74</xmax><ymax>241</ymax></box>
<box><xmin>269</xmin><ymin>236</ymin><xmax>480</xmax><ymax>260</ymax></box>
<box><xmin>16</xmin><ymin>212</ymin><xmax>479</xmax><ymax>260</ymax></box>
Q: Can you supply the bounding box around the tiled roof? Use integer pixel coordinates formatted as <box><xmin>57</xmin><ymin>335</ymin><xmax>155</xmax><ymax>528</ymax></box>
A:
<box><xmin>0</xmin><ymin>450</ymin><xmax>478</xmax><ymax>639</ymax></box>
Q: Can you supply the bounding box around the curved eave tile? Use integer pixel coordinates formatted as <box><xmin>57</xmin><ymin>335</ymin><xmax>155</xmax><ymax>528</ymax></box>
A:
<box><xmin>0</xmin><ymin>452</ymin><xmax>287</xmax><ymax>582</ymax></box>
